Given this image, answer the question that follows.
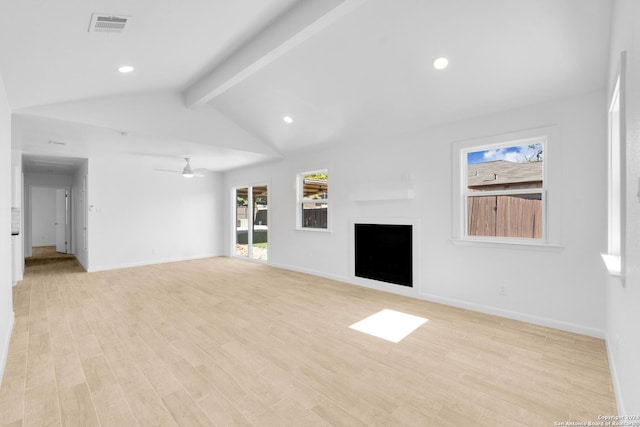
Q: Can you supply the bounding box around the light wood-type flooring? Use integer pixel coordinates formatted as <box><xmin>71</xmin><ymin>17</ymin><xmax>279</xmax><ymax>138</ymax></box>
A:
<box><xmin>0</xmin><ymin>247</ymin><xmax>617</xmax><ymax>426</ymax></box>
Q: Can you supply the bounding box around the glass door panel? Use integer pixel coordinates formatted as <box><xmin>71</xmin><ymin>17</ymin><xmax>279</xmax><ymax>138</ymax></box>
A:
<box><xmin>251</xmin><ymin>185</ymin><xmax>268</xmax><ymax>260</ymax></box>
<box><xmin>235</xmin><ymin>187</ymin><xmax>248</xmax><ymax>257</ymax></box>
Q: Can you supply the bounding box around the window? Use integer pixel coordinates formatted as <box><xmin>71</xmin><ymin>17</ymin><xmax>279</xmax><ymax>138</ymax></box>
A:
<box><xmin>464</xmin><ymin>141</ymin><xmax>544</xmax><ymax>240</ymax></box>
<box><xmin>297</xmin><ymin>170</ymin><xmax>329</xmax><ymax>230</ymax></box>
<box><xmin>452</xmin><ymin>126</ymin><xmax>559</xmax><ymax>247</ymax></box>
<box><xmin>602</xmin><ymin>55</ymin><xmax>626</xmax><ymax>278</ymax></box>
<box><xmin>606</xmin><ymin>76</ymin><xmax>622</xmax><ymax>268</ymax></box>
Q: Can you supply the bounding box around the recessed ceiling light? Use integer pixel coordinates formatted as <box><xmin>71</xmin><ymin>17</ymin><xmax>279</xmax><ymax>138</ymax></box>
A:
<box><xmin>433</xmin><ymin>57</ymin><xmax>449</xmax><ymax>70</ymax></box>
<box><xmin>283</xmin><ymin>116</ymin><xmax>293</xmax><ymax>124</ymax></box>
<box><xmin>118</xmin><ymin>65</ymin><xmax>134</xmax><ymax>73</ymax></box>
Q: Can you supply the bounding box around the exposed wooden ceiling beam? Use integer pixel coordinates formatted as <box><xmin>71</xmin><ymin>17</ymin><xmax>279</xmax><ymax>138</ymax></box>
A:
<box><xmin>184</xmin><ymin>0</ymin><xmax>366</xmax><ymax>108</ymax></box>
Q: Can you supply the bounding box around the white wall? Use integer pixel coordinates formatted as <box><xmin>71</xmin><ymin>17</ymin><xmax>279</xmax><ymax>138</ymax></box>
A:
<box><xmin>72</xmin><ymin>160</ymin><xmax>89</xmax><ymax>270</ymax></box>
<box><xmin>0</xmin><ymin>70</ymin><xmax>15</xmax><ymax>384</ymax></box>
<box><xmin>87</xmin><ymin>154</ymin><xmax>224</xmax><ymax>271</ymax></box>
<box><xmin>30</xmin><ymin>186</ymin><xmax>57</xmax><ymax>246</ymax></box>
<box><xmin>606</xmin><ymin>0</ymin><xmax>640</xmax><ymax>415</ymax></box>
<box><xmin>11</xmin><ymin>149</ymin><xmax>23</xmax><ymax>284</ymax></box>
<box><xmin>224</xmin><ymin>90</ymin><xmax>608</xmax><ymax>338</ymax></box>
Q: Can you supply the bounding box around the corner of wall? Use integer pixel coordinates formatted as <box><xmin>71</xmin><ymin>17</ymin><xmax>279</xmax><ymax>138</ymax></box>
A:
<box><xmin>0</xmin><ymin>312</ymin><xmax>14</xmax><ymax>387</ymax></box>
<box><xmin>606</xmin><ymin>333</ymin><xmax>626</xmax><ymax>415</ymax></box>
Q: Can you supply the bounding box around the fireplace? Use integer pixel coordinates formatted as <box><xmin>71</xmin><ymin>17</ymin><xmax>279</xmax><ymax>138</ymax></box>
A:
<box><xmin>354</xmin><ymin>223</ymin><xmax>413</xmax><ymax>287</ymax></box>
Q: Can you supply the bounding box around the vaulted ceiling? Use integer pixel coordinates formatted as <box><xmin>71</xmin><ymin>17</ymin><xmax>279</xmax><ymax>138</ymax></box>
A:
<box><xmin>0</xmin><ymin>0</ymin><xmax>612</xmax><ymax>174</ymax></box>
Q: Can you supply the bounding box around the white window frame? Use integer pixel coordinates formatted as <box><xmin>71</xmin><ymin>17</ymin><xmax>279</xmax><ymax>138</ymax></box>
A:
<box><xmin>452</xmin><ymin>126</ymin><xmax>561</xmax><ymax>250</ymax></box>
<box><xmin>232</xmin><ymin>184</ymin><xmax>270</xmax><ymax>262</ymax></box>
<box><xmin>463</xmin><ymin>138</ymin><xmax>546</xmax><ymax>243</ymax></box>
<box><xmin>296</xmin><ymin>169</ymin><xmax>330</xmax><ymax>232</ymax></box>
<box><xmin>602</xmin><ymin>51</ymin><xmax>626</xmax><ymax>280</ymax></box>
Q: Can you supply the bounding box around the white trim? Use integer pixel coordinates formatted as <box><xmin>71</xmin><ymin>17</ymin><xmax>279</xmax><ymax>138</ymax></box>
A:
<box><xmin>452</xmin><ymin>125</ymin><xmax>560</xmax><ymax>248</ymax></box>
<box><xmin>293</xmin><ymin>227</ymin><xmax>331</xmax><ymax>233</ymax></box>
<box><xmin>451</xmin><ymin>238</ymin><xmax>564</xmax><ymax>252</ymax></box>
<box><xmin>0</xmin><ymin>312</ymin><xmax>15</xmax><ymax>387</ymax></box>
<box><xmin>87</xmin><ymin>253</ymin><xmax>221</xmax><ymax>272</ymax></box>
<box><xmin>349</xmin><ymin>217</ymin><xmax>420</xmax><ymax>297</ymax></box>
<box><xmin>601</xmin><ymin>253</ymin><xmax>622</xmax><ymax>276</ymax></box>
<box><xmin>465</xmin><ymin>188</ymin><xmax>543</xmax><ymax>198</ymax></box>
<box><xmin>25</xmin><ymin>183</ymin><xmax>74</xmax><ymax>257</ymax></box>
<box><xmin>269</xmin><ymin>261</ymin><xmax>350</xmax><ymax>284</ymax></box>
<box><xmin>462</xmin><ymin>139</ymin><xmax>546</xmax><ymax>241</ymax></box>
<box><xmin>418</xmin><ymin>291</ymin><xmax>605</xmax><ymax>338</ymax></box>
<box><xmin>606</xmin><ymin>334</ymin><xmax>626</xmax><ymax>416</ymax></box>
<box><xmin>266</xmin><ymin>259</ymin><xmax>602</xmax><ymax>338</ymax></box>
<box><xmin>296</xmin><ymin>169</ymin><xmax>330</xmax><ymax>231</ymax></box>
<box><xmin>603</xmin><ymin>52</ymin><xmax>627</xmax><ymax>285</ymax></box>
<box><xmin>231</xmin><ymin>186</ymin><xmax>241</xmax><ymax>258</ymax></box>
<box><xmin>231</xmin><ymin>183</ymin><xmax>270</xmax><ymax>263</ymax></box>
<box><xmin>607</xmin><ymin>74</ymin><xmax>621</xmax><ymax>257</ymax></box>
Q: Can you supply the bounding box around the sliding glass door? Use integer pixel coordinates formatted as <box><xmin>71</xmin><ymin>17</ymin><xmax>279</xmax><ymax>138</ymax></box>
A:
<box><xmin>235</xmin><ymin>187</ymin><xmax>249</xmax><ymax>257</ymax></box>
<box><xmin>234</xmin><ymin>185</ymin><xmax>268</xmax><ymax>261</ymax></box>
<box><xmin>251</xmin><ymin>185</ymin><xmax>268</xmax><ymax>260</ymax></box>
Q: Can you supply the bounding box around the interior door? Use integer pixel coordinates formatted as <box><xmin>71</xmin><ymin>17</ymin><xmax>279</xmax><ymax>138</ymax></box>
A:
<box><xmin>83</xmin><ymin>176</ymin><xmax>87</xmax><ymax>253</ymax></box>
<box><xmin>55</xmin><ymin>188</ymin><xmax>67</xmax><ymax>253</ymax></box>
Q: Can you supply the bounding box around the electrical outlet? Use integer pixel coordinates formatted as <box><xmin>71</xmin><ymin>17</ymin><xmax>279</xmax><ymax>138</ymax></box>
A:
<box><xmin>400</xmin><ymin>172</ymin><xmax>415</xmax><ymax>184</ymax></box>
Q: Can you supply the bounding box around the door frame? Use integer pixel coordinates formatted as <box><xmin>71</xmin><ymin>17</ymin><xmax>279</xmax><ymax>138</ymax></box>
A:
<box><xmin>231</xmin><ymin>183</ymin><xmax>270</xmax><ymax>262</ymax></box>
<box><xmin>25</xmin><ymin>183</ymin><xmax>73</xmax><ymax>257</ymax></box>
<box><xmin>55</xmin><ymin>187</ymin><xmax>70</xmax><ymax>253</ymax></box>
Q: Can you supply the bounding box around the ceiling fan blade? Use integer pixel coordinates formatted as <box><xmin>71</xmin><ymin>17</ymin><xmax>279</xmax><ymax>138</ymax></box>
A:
<box><xmin>193</xmin><ymin>168</ymin><xmax>210</xmax><ymax>177</ymax></box>
<box><xmin>154</xmin><ymin>160</ymin><xmax>208</xmax><ymax>178</ymax></box>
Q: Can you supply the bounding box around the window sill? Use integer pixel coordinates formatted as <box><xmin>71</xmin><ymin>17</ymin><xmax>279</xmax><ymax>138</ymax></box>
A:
<box><xmin>601</xmin><ymin>254</ymin><xmax>622</xmax><ymax>276</ymax></box>
<box><xmin>451</xmin><ymin>238</ymin><xmax>564</xmax><ymax>252</ymax></box>
<box><xmin>295</xmin><ymin>227</ymin><xmax>331</xmax><ymax>233</ymax></box>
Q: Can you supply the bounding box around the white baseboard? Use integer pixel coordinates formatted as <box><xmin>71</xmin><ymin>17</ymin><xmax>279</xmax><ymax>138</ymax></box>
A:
<box><xmin>92</xmin><ymin>255</ymin><xmax>606</xmax><ymax>339</ymax></box>
<box><xmin>269</xmin><ymin>261</ymin><xmax>350</xmax><ymax>284</ymax></box>
<box><xmin>0</xmin><ymin>312</ymin><xmax>15</xmax><ymax>387</ymax></box>
<box><xmin>269</xmin><ymin>261</ymin><xmax>606</xmax><ymax>339</ymax></box>
<box><xmin>417</xmin><ymin>291</ymin><xmax>606</xmax><ymax>339</ymax></box>
<box><xmin>88</xmin><ymin>253</ymin><xmax>222</xmax><ymax>273</ymax></box>
<box><xmin>73</xmin><ymin>252</ymin><xmax>89</xmax><ymax>272</ymax></box>
<box><xmin>606</xmin><ymin>335</ymin><xmax>625</xmax><ymax>415</ymax></box>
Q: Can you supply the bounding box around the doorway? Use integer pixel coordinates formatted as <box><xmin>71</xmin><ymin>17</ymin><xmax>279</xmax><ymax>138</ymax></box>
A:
<box><xmin>234</xmin><ymin>184</ymin><xmax>268</xmax><ymax>261</ymax></box>
<box><xmin>29</xmin><ymin>186</ymin><xmax>71</xmax><ymax>255</ymax></box>
<box><xmin>20</xmin><ymin>155</ymin><xmax>89</xmax><ymax>272</ymax></box>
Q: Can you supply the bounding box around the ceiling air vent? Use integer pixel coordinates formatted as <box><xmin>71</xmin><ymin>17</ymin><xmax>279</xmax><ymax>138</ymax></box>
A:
<box><xmin>88</xmin><ymin>13</ymin><xmax>130</xmax><ymax>33</ymax></box>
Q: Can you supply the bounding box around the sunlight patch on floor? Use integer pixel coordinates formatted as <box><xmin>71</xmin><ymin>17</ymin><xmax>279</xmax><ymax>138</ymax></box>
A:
<box><xmin>349</xmin><ymin>309</ymin><xmax>428</xmax><ymax>343</ymax></box>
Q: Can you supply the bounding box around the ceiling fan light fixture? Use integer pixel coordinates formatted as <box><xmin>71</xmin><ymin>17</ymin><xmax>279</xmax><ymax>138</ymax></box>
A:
<box><xmin>182</xmin><ymin>158</ymin><xmax>195</xmax><ymax>178</ymax></box>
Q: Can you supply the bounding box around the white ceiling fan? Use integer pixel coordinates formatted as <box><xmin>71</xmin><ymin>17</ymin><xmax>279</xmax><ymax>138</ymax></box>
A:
<box><xmin>154</xmin><ymin>157</ymin><xmax>209</xmax><ymax>178</ymax></box>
